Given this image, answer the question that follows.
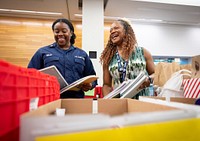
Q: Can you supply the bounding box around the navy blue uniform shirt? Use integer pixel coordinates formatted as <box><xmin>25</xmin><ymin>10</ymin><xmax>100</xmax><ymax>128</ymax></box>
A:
<box><xmin>28</xmin><ymin>42</ymin><xmax>97</xmax><ymax>98</ymax></box>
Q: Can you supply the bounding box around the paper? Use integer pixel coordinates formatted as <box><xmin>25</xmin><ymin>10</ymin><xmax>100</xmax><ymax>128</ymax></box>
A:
<box><xmin>56</xmin><ymin>108</ymin><xmax>66</xmax><ymax>116</ymax></box>
<box><xmin>60</xmin><ymin>75</ymin><xmax>98</xmax><ymax>93</ymax></box>
<box><xmin>120</xmin><ymin>72</ymin><xmax>147</xmax><ymax>98</ymax></box>
<box><xmin>103</xmin><ymin>80</ymin><xmax>130</xmax><ymax>99</ymax></box>
<box><xmin>39</xmin><ymin>65</ymin><xmax>98</xmax><ymax>94</ymax></box>
<box><xmin>29</xmin><ymin>97</ymin><xmax>39</xmax><ymax>111</ymax></box>
<box><xmin>103</xmin><ymin>72</ymin><xmax>147</xmax><ymax>99</ymax></box>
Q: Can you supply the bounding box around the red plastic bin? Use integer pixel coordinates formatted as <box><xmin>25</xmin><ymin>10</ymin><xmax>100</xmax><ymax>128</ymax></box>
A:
<box><xmin>84</xmin><ymin>86</ymin><xmax>103</xmax><ymax>99</ymax></box>
<box><xmin>94</xmin><ymin>86</ymin><xmax>103</xmax><ymax>98</ymax></box>
<box><xmin>0</xmin><ymin>60</ymin><xmax>60</xmax><ymax>141</ymax></box>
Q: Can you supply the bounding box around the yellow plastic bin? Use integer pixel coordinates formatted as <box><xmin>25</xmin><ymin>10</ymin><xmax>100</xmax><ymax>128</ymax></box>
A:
<box><xmin>36</xmin><ymin>118</ymin><xmax>200</xmax><ymax>141</ymax></box>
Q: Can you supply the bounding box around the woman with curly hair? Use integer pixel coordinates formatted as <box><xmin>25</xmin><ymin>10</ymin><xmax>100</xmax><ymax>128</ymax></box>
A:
<box><xmin>100</xmin><ymin>19</ymin><xmax>155</xmax><ymax>99</ymax></box>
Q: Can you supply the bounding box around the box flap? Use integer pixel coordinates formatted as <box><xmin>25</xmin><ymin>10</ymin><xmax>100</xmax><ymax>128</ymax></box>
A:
<box><xmin>140</xmin><ymin>96</ymin><xmax>196</xmax><ymax>104</ymax></box>
<box><xmin>98</xmin><ymin>99</ymin><xmax>127</xmax><ymax>116</ymax></box>
<box><xmin>21</xmin><ymin>99</ymin><xmax>61</xmax><ymax>118</ymax></box>
<box><xmin>127</xmin><ymin>99</ymin><xmax>178</xmax><ymax>113</ymax></box>
<box><xmin>61</xmin><ymin>99</ymin><xmax>93</xmax><ymax>114</ymax></box>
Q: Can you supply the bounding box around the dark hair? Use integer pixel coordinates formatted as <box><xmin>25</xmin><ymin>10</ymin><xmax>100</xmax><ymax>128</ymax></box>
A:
<box><xmin>117</xmin><ymin>19</ymin><xmax>129</xmax><ymax>32</ymax></box>
<box><xmin>52</xmin><ymin>18</ymin><xmax>76</xmax><ymax>45</ymax></box>
<box><xmin>100</xmin><ymin>19</ymin><xmax>137</xmax><ymax>65</ymax></box>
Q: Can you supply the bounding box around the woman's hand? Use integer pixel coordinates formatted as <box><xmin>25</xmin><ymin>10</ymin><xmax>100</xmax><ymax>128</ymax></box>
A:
<box><xmin>139</xmin><ymin>77</ymin><xmax>151</xmax><ymax>89</ymax></box>
<box><xmin>79</xmin><ymin>83</ymin><xmax>92</xmax><ymax>92</ymax></box>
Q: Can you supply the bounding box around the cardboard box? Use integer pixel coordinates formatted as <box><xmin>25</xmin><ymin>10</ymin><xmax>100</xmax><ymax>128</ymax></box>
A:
<box><xmin>21</xmin><ymin>98</ymin><xmax>179</xmax><ymax>116</ymax></box>
<box><xmin>191</xmin><ymin>55</ymin><xmax>200</xmax><ymax>78</ymax></box>
<box><xmin>140</xmin><ymin>96</ymin><xmax>197</xmax><ymax>104</ymax></box>
<box><xmin>139</xmin><ymin>96</ymin><xmax>200</xmax><ymax>117</ymax></box>
<box><xmin>20</xmin><ymin>99</ymin><xmax>184</xmax><ymax>141</ymax></box>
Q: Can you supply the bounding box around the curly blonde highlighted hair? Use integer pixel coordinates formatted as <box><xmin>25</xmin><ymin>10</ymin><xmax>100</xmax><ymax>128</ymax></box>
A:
<box><xmin>100</xmin><ymin>19</ymin><xmax>137</xmax><ymax>66</ymax></box>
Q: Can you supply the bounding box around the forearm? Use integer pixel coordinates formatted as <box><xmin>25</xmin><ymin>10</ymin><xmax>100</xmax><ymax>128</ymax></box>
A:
<box><xmin>148</xmin><ymin>73</ymin><xmax>154</xmax><ymax>83</ymax></box>
<box><xmin>102</xmin><ymin>84</ymin><xmax>113</xmax><ymax>96</ymax></box>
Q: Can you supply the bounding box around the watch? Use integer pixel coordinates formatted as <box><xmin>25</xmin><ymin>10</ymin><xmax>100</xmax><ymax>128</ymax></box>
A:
<box><xmin>148</xmin><ymin>76</ymin><xmax>153</xmax><ymax>84</ymax></box>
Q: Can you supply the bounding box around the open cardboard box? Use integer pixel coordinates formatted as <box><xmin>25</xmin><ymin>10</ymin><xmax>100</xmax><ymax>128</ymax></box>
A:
<box><xmin>22</xmin><ymin>98</ymin><xmax>179</xmax><ymax>116</ymax></box>
<box><xmin>20</xmin><ymin>98</ymin><xmax>185</xmax><ymax>141</ymax></box>
<box><xmin>139</xmin><ymin>96</ymin><xmax>197</xmax><ymax>104</ymax></box>
<box><xmin>139</xmin><ymin>96</ymin><xmax>200</xmax><ymax>118</ymax></box>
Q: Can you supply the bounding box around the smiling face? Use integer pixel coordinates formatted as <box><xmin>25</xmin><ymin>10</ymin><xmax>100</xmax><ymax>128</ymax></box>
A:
<box><xmin>110</xmin><ymin>21</ymin><xmax>126</xmax><ymax>46</ymax></box>
<box><xmin>53</xmin><ymin>22</ymin><xmax>72</xmax><ymax>49</ymax></box>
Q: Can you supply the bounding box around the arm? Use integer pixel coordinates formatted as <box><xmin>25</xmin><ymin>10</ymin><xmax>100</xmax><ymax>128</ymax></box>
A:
<box><xmin>102</xmin><ymin>63</ymin><xmax>113</xmax><ymax>96</ymax></box>
<box><xmin>27</xmin><ymin>49</ymin><xmax>44</xmax><ymax>69</ymax></box>
<box><xmin>141</xmin><ymin>48</ymin><xmax>155</xmax><ymax>88</ymax></box>
<box><xmin>143</xmin><ymin>48</ymin><xmax>155</xmax><ymax>78</ymax></box>
<box><xmin>81</xmin><ymin>53</ymin><xmax>97</xmax><ymax>91</ymax></box>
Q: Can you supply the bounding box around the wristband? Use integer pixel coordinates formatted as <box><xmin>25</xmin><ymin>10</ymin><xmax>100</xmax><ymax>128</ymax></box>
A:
<box><xmin>148</xmin><ymin>76</ymin><xmax>153</xmax><ymax>84</ymax></box>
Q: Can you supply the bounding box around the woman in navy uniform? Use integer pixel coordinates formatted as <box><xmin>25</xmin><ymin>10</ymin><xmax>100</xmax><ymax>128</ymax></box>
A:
<box><xmin>28</xmin><ymin>18</ymin><xmax>97</xmax><ymax>98</ymax></box>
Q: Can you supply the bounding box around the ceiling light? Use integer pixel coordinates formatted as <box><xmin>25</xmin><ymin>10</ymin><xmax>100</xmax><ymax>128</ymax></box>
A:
<box><xmin>74</xmin><ymin>14</ymin><xmax>82</xmax><ymax>17</ymax></box>
<box><xmin>0</xmin><ymin>8</ymin><xmax>62</xmax><ymax>16</ymax></box>
<box><xmin>132</xmin><ymin>18</ymin><xmax>163</xmax><ymax>22</ymax></box>
<box><xmin>130</xmin><ymin>0</ymin><xmax>200</xmax><ymax>6</ymax></box>
<box><xmin>75</xmin><ymin>14</ymin><xmax>163</xmax><ymax>23</ymax></box>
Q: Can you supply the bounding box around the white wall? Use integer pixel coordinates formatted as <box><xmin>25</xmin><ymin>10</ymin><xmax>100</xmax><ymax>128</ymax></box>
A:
<box><xmin>132</xmin><ymin>23</ymin><xmax>200</xmax><ymax>57</ymax></box>
<box><xmin>94</xmin><ymin>22</ymin><xmax>200</xmax><ymax>85</ymax></box>
<box><xmin>82</xmin><ymin>0</ymin><xmax>200</xmax><ymax>86</ymax></box>
<box><xmin>82</xmin><ymin>0</ymin><xmax>104</xmax><ymax>86</ymax></box>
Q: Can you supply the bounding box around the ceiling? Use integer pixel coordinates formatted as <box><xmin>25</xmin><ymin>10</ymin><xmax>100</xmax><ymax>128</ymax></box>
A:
<box><xmin>0</xmin><ymin>0</ymin><xmax>200</xmax><ymax>26</ymax></box>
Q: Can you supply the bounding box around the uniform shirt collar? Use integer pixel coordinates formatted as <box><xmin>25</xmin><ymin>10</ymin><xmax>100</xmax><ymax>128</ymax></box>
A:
<box><xmin>50</xmin><ymin>42</ymin><xmax>76</xmax><ymax>51</ymax></box>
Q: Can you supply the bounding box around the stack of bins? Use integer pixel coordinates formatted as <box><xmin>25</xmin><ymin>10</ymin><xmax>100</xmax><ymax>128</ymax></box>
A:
<box><xmin>0</xmin><ymin>60</ymin><xmax>60</xmax><ymax>141</ymax></box>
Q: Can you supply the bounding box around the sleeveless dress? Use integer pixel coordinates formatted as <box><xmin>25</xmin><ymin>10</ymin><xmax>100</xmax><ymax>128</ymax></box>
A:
<box><xmin>109</xmin><ymin>46</ymin><xmax>150</xmax><ymax>99</ymax></box>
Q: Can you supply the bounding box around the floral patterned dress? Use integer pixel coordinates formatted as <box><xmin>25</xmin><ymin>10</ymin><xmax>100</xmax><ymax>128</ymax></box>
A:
<box><xmin>109</xmin><ymin>46</ymin><xmax>150</xmax><ymax>99</ymax></box>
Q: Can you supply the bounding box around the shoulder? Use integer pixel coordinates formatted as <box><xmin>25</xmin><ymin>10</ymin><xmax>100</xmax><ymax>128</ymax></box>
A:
<box><xmin>134</xmin><ymin>46</ymin><xmax>153</xmax><ymax>60</ymax></box>
<box><xmin>73</xmin><ymin>46</ymin><xmax>84</xmax><ymax>52</ymax></box>
<box><xmin>38</xmin><ymin>43</ymin><xmax>56</xmax><ymax>51</ymax></box>
<box><xmin>134</xmin><ymin>46</ymin><xmax>144</xmax><ymax>56</ymax></box>
<box><xmin>135</xmin><ymin>46</ymin><xmax>147</xmax><ymax>54</ymax></box>
<box><xmin>73</xmin><ymin>46</ymin><xmax>85</xmax><ymax>52</ymax></box>
<box><xmin>73</xmin><ymin>46</ymin><xmax>88</xmax><ymax>56</ymax></box>
<box><xmin>139</xmin><ymin>47</ymin><xmax>153</xmax><ymax>60</ymax></box>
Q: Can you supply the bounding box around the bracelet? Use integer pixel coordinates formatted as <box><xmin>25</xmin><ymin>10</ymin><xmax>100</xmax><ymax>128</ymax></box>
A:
<box><xmin>148</xmin><ymin>76</ymin><xmax>153</xmax><ymax>84</ymax></box>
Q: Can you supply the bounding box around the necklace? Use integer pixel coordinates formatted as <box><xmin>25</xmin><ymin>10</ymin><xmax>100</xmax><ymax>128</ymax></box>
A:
<box><xmin>116</xmin><ymin>51</ymin><xmax>128</xmax><ymax>83</ymax></box>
